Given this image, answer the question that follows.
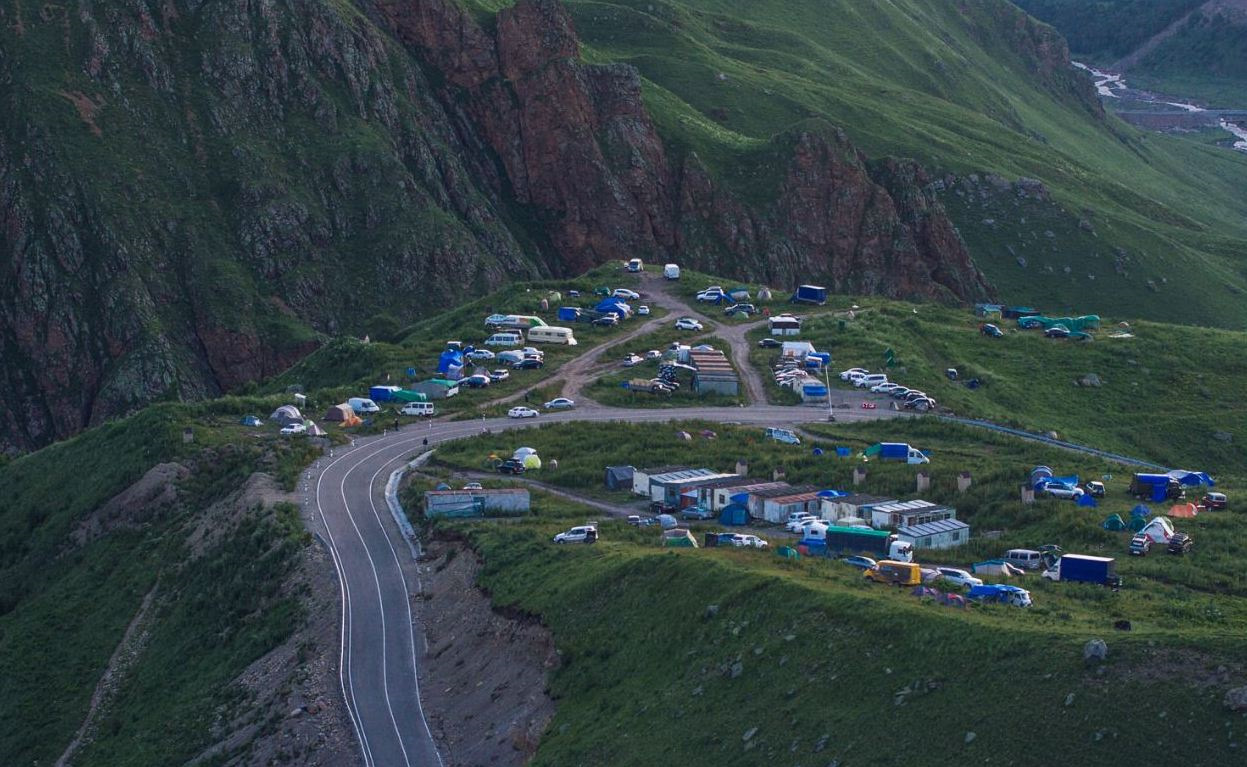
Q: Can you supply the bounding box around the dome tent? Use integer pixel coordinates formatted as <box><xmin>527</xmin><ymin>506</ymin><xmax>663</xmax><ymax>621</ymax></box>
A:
<box><xmin>522</xmin><ymin>454</ymin><xmax>542</xmax><ymax>470</ymax></box>
<box><xmin>270</xmin><ymin>405</ymin><xmax>303</xmax><ymax>426</ymax></box>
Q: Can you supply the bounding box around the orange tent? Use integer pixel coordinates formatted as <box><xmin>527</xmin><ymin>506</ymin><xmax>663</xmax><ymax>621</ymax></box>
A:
<box><xmin>1169</xmin><ymin>503</ymin><xmax>1199</xmax><ymax>518</ymax></box>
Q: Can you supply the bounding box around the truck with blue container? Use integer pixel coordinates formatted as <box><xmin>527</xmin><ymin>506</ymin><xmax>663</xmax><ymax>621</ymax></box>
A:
<box><xmin>802</xmin><ymin>524</ymin><xmax>913</xmax><ymax>562</ymax></box>
<box><xmin>1041</xmin><ymin>554</ymin><xmax>1120</xmax><ymax>587</ymax></box>
<box><xmin>1130</xmin><ymin>473</ymin><xmax>1184</xmax><ymax>502</ymax></box>
<box><xmin>790</xmin><ymin>284</ymin><xmax>828</xmax><ymax>305</ymax></box>
<box><xmin>865</xmin><ymin>442</ymin><xmax>930</xmax><ymax>465</ymax></box>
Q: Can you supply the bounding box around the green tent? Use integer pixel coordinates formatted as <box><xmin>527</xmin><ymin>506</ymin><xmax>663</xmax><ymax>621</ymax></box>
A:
<box><xmin>1129</xmin><ymin>516</ymin><xmax>1148</xmax><ymax>532</ymax></box>
<box><xmin>776</xmin><ymin>546</ymin><xmax>800</xmax><ymax>560</ymax></box>
<box><xmin>1102</xmin><ymin>514</ymin><xmax>1126</xmax><ymax>531</ymax></box>
<box><xmin>392</xmin><ymin>389</ymin><xmax>428</xmax><ymax>403</ymax></box>
<box><xmin>663</xmin><ymin>530</ymin><xmax>698</xmax><ymax>548</ymax></box>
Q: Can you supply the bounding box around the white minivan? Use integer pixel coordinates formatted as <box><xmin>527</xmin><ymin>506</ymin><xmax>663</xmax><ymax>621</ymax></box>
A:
<box><xmin>856</xmin><ymin>373</ymin><xmax>888</xmax><ymax>389</ymax></box>
<box><xmin>527</xmin><ymin>326</ymin><xmax>578</xmax><ymax>346</ymax></box>
<box><xmin>399</xmin><ymin>402</ymin><xmax>435</xmax><ymax>417</ymax></box>
<box><xmin>348</xmin><ymin>397</ymin><xmax>380</xmax><ymax>414</ymax></box>
<box><xmin>485</xmin><ymin>331</ymin><xmax>523</xmax><ymax>347</ymax></box>
<box><xmin>664</xmin><ymin>263</ymin><xmax>680</xmax><ymax>280</ymax></box>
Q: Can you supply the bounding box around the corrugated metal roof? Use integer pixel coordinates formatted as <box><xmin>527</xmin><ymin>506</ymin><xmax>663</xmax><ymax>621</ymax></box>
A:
<box><xmin>425</xmin><ymin>489</ymin><xmax>529</xmax><ymax>496</ymax></box>
<box><xmin>649</xmin><ymin>468</ymin><xmax>719</xmax><ymax>485</ymax></box>
<box><xmin>827</xmin><ymin>494</ymin><xmax>895</xmax><ymax>507</ymax></box>
<box><xmin>896</xmin><ymin>519</ymin><xmax>970</xmax><ymax>537</ymax></box>
<box><xmin>766</xmin><ymin>492</ymin><xmax>822</xmax><ymax>504</ymax></box>
<box><xmin>874</xmin><ymin>499</ymin><xmax>942</xmax><ymax>513</ymax></box>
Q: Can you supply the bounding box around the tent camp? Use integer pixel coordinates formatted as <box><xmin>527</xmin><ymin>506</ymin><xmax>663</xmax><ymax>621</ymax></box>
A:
<box><xmin>662</xmin><ymin>529</ymin><xmax>698</xmax><ymax>548</ymax></box>
<box><xmin>323</xmin><ymin>404</ymin><xmax>353</xmax><ymax>422</ymax></box>
<box><xmin>970</xmin><ymin>559</ymin><xmax>1025</xmax><ymax>577</ymax></box>
<box><xmin>604</xmin><ymin>466</ymin><xmax>635</xmax><ymax>491</ymax></box>
<box><xmin>270</xmin><ymin>405</ymin><xmax>303</xmax><ymax>426</ymax></box>
<box><xmin>1169</xmin><ymin>503</ymin><xmax>1199</xmax><ymax>518</ymax></box>
<box><xmin>719</xmin><ymin>503</ymin><xmax>749</xmax><ymax>526</ymax></box>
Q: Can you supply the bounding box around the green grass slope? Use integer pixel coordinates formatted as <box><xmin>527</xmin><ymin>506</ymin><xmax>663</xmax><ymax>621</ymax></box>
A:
<box><xmin>429</xmin><ymin>450</ymin><xmax>1247</xmax><ymax>766</ymax></box>
<box><xmin>0</xmin><ymin>402</ymin><xmax>319</xmax><ymax>766</ymax></box>
<box><xmin>501</xmin><ymin>0</ymin><xmax>1247</xmax><ymax>328</ymax></box>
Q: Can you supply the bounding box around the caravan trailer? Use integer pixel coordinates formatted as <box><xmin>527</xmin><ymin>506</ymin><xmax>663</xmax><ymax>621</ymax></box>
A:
<box><xmin>527</xmin><ymin>326</ymin><xmax>579</xmax><ymax>346</ymax></box>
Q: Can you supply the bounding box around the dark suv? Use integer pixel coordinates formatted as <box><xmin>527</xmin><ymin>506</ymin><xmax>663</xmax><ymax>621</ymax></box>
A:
<box><xmin>497</xmin><ymin>459</ymin><xmax>526</xmax><ymax>475</ymax></box>
<box><xmin>1167</xmin><ymin>532</ymin><xmax>1193</xmax><ymax>555</ymax></box>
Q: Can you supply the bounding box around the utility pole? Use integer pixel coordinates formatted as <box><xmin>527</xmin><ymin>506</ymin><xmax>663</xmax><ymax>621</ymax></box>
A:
<box><xmin>823</xmin><ymin>363</ymin><xmax>834</xmax><ymax>422</ymax></box>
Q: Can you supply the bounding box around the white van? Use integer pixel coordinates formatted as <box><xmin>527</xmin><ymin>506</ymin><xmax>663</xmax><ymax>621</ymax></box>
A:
<box><xmin>627</xmin><ymin>258</ymin><xmax>644</xmax><ymax>273</ymax></box>
<box><xmin>348</xmin><ymin>397</ymin><xmax>380</xmax><ymax>414</ymax></box>
<box><xmin>527</xmin><ymin>326</ymin><xmax>578</xmax><ymax>346</ymax></box>
<box><xmin>765</xmin><ymin>427</ymin><xmax>801</xmax><ymax>445</ymax></box>
<box><xmin>664</xmin><ymin>263</ymin><xmax>680</xmax><ymax>280</ymax></box>
<box><xmin>1004</xmin><ymin>549</ymin><xmax>1044</xmax><ymax>570</ymax></box>
<box><xmin>485</xmin><ymin>331</ymin><xmax>523</xmax><ymax>347</ymax></box>
<box><xmin>399</xmin><ymin>402</ymin><xmax>435</xmax><ymax>417</ymax></box>
<box><xmin>856</xmin><ymin>373</ymin><xmax>888</xmax><ymax>389</ymax></box>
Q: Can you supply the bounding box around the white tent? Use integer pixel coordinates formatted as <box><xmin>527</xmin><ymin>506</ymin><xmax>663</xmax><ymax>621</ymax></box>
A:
<box><xmin>270</xmin><ymin>405</ymin><xmax>303</xmax><ymax>426</ymax></box>
<box><xmin>513</xmin><ymin>447</ymin><xmax>538</xmax><ymax>460</ymax></box>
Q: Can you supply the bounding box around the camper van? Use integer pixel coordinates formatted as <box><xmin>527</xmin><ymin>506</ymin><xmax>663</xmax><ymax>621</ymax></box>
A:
<box><xmin>348</xmin><ymin>397</ymin><xmax>380</xmax><ymax>414</ymax></box>
<box><xmin>864</xmin><ymin>560</ymin><xmax>923</xmax><ymax>587</ymax></box>
<box><xmin>399</xmin><ymin>402</ymin><xmax>436</xmax><ymax>417</ymax></box>
<box><xmin>526</xmin><ymin>326</ymin><xmax>578</xmax><ymax>346</ymax></box>
<box><xmin>627</xmin><ymin>258</ymin><xmax>644</xmax><ymax>272</ymax></box>
<box><xmin>764</xmin><ymin>427</ymin><xmax>801</xmax><ymax>445</ymax></box>
<box><xmin>664</xmin><ymin>263</ymin><xmax>681</xmax><ymax>280</ymax></box>
<box><xmin>1004</xmin><ymin>549</ymin><xmax>1044</xmax><ymax>570</ymax></box>
<box><xmin>485</xmin><ymin>331</ymin><xmax>524</xmax><ymax>347</ymax></box>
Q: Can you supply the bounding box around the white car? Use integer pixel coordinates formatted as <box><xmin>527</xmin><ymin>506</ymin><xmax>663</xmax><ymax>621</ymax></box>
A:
<box><xmin>731</xmin><ymin>534</ymin><xmax>769</xmax><ymax>549</ymax></box>
<box><xmin>488</xmin><ymin>368</ymin><xmax>510</xmax><ymax>381</ymax></box>
<box><xmin>637</xmin><ymin>305</ymin><xmax>651</xmax><ymax>316</ymax></box>
<box><xmin>645</xmin><ymin>350</ymin><xmax>662</xmax><ymax>360</ymax></box>
<box><xmin>553</xmin><ymin>525</ymin><xmax>597</xmax><ymax>544</ymax></box>
<box><xmin>1044</xmin><ymin>484</ymin><xmax>1085</xmax><ymax>500</ymax></box>
<box><xmin>839</xmin><ymin>367</ymin><xmax>868</xmax><ymax>381</ymax></box>
<box><xmin>855</xmin><ymin>374</ymin><xmax>888</xmax><ymax>389</ymax></box>
<box><xmin>544</xmin><ymin>398</ymin><xmax>576</xmax><ymax>410</ymax></box>
<box><xmin>785</xmin><ymin>514</ymin><xmax>817</xmax><ymax>532</ymax></box>
<box><xmin>612</xmin><ymin>288</ymin><xmax>640</xmax><ymax>300</ymax></box>
<box><xmin>279</xmin><ymin>423</ymin><xmax>307</xmax><ymax>435</ymax></box>
<box><xmin>623</xmin><ymin>354</ymin><xmax>643</xmax><ymax>367</ymax></box>
<box><xmin>933</xmin><ymin>567</ymin><xmax>982</xmax><ymax>588</ymax></box>
<box><xmin>507</xmin><ymin>407</ymin><xmax>540</xmax><ymax>419</ymax></box>
<box><xmin>872</xmin><ymin>382</ymin><xmax>900</xmax><ymax>393</ymax></box>
<box><xmin>522</xmin><ymin>347</ymin><xmax>544</xmax><ymax>358</ymax></box>
<box><xmin>462</xmin><ymin>482</ymin><xmax>484</xmax><ymax>491</ymax></box>
<box><xmin>675</xmin><ymin>317</ymin><xmax>704</xmax><ymax>331</ymax></box>
<box><xmin>696</xmin><ymin>291</ymin><xmax>724</xmax><ymax>303</ymax></box>
<box><xmin>466</xmin><ymin>349</ymin><xmax>495</xmax><ymax>361</ymax></box>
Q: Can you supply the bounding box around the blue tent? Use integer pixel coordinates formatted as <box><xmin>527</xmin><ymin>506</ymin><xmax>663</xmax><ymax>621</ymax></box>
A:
<box><xmin>1168</xmin><ymin>470</ymin><xmax>1215</xmax><ymax>487</ymax></box>
<box><xmin>835</xmin><ymin>447</ymin><xmax>852</xmax><ymax>458</ymax></box>
<box><xmin>438</xmin><ymin>346</ymin><xmax>464</xmax><ymax>376</ymax></box>
<box><xmin>1076</xmin><ymin>493</ymin><xmax>1098</xmax><ymax>508</ymax></box>
<box><xmin>595</xmin><ymin>298</ymin><xmax>630</xmax><ymax>318</ymax></box>
<box><xmin>719</xmin><ymin>504</ymin><xmax>749</xmax><ymax>526</ymax></box>
<box><xmin>729</xmin><ymin>492</ymin><xmax>749</xmax><ymax>504</ymax></box>
<box><xmin>240</xmin><ymin>415</ymin><xmax>263</xmax><ymax>427</ymax></box>
<box><xmin>812</xmin><ymin>447</ymin><xmax>825</xmax><ymax>456</ymax></box>
<box><xmin>1130</xmin><ymin>504</ymin><xmax>1152</xmax><ymax>519</ymax></box>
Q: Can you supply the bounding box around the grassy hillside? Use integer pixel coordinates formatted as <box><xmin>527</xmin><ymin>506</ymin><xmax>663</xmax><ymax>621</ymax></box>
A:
<box><xmin>0</xmin><ymin>402</ymin><xmax>321</xmax><ymax>766</ymax></box>
<box><xmin>1018</xmin><ymin>0</ymin><xmax>1247</xmax><ymax>105</ymax></box>
<box><xmin>466</xmin><ymin>0</ymin><xmax>1247</xmax><ymax>328</ymax></box>
<box><xmin>425</xmin><ymin>421</ymin><xmax>1247</xmax><ymax>766</ymax></box>
<box><xmin>745</xmin><ymin>298</ymin><xmax>1246</xmax><ymax>475</ymax></box>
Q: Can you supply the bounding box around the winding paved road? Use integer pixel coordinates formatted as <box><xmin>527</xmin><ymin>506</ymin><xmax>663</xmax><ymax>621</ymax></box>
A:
<box><xmin>310</xmin><ymin>404</ymin><xmax>895</xmax><ymax>765</ymax></box>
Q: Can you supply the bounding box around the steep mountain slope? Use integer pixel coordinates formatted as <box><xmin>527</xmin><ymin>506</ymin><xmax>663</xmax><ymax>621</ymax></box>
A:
<box><xmin>545</xmin><ymin>0</ymin><xmax>1247</xmax><ymax>321</ymax></box>
<box><xmin>0</xmin><ymin>0</ymin><xmax>987</xmax><ymax>453</ymax></box>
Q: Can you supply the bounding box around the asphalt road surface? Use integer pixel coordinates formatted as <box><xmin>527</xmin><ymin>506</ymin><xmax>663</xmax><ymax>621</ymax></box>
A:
<box><xmin>311</xmin><ymin>403</ymin><xmax>898</xmax><ymax>765</ymax></box>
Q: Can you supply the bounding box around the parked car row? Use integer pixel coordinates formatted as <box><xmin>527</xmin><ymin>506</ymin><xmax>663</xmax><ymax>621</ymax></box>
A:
<box><xmin>506</xmin><ymin>397</ymin><xmax>577</xmax><ymax>419</ymax></box>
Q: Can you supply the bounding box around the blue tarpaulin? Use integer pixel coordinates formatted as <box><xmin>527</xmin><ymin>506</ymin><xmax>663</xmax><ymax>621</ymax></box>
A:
<box><xmin>1168</xmin><ymin>470</ymin><xmax>1215</xmax><ymax>487</ymax></box>
<box><xmin>719</xmin><ymin>504</ymin><xmax>749</xmax><ymax>526</ymax></box>
<box><xmin>817</xmin><ymin>489</ymin><xmax>847</xmax><ymax>498</ymax></box>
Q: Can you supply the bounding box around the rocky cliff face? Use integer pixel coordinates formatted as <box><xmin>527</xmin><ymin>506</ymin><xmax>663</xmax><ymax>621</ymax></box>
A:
<box><xmin>1</xmin><ymin>0</ymin><xmax>989</xmax><ymax>451</ymax></box>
